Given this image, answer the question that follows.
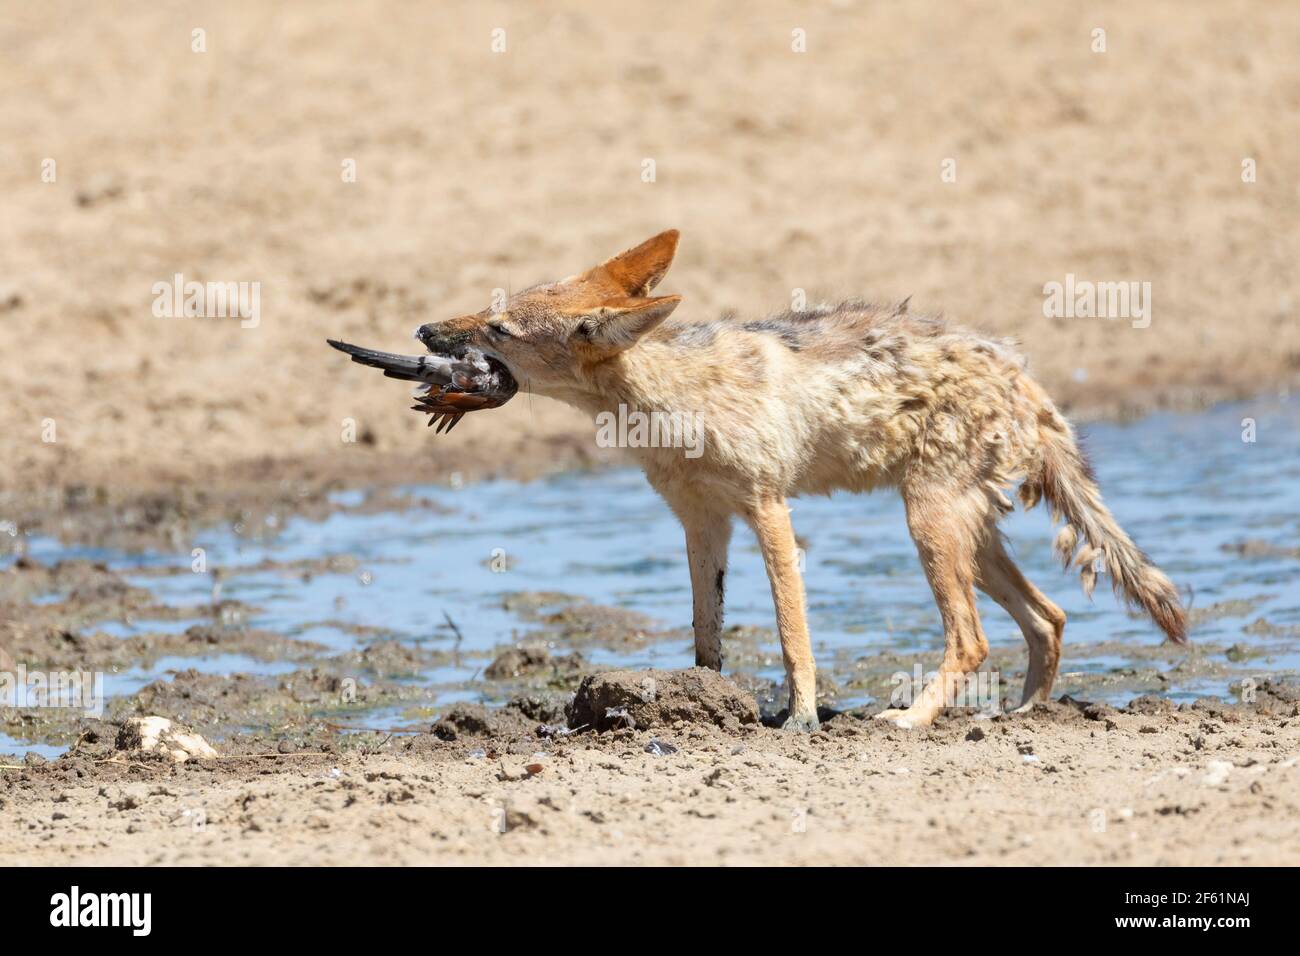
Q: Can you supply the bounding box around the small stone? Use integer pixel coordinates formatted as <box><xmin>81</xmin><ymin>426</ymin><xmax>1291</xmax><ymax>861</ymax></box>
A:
<box><xmin>645</xmin><ymin>738</ymin><xmax>678</xmax><ymax>756</ymax></box>
<box><xmin>1204</xmin><ymin>760</ymin><xmax>1234</xmax><ymax>786</ymax></box>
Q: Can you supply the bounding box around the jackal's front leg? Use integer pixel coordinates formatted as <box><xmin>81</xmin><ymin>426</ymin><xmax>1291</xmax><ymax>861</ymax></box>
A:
<box><xmin>746</xmin><ymin>498</ymin><xmax>819</xmax><ymax>732</ymax></box>
<box><xmin>683</xmin><ymin>510</ymin><xmax>732</xmax><ymax>670</ymax></box>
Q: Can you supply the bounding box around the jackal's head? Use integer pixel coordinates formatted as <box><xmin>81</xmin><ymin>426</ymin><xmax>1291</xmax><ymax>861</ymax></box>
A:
<box><xmin>414</xmin><ymin>230</ymin><xmax>681</xmax><ymax>398</ymax></box>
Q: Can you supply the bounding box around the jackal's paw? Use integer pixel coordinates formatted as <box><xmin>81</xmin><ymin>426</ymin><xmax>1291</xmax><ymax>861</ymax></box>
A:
<box><xmin>781</xmin><ymin>711</ymin><xmax>821</xmax><ymax>733</ymax></box>
<box><xmin>873</xmin><ymin>708</ymin><xmax>931</xmax><ymax>730</ymax></box>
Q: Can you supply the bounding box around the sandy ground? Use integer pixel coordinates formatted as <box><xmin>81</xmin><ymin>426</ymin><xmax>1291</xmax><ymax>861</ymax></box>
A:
<box><xmin>3</xmin><ymin>685</ymin><xmax>1297</xmax><ymax>866</ymax></box>
<box><xmin>3</xmin><ymin>2</ymin><xmax>1300</xmax><ymax>867</ymax></box>
<box><xmin>2</xmin><ymin>0</ymin><xmax>1298</xmax><ymax>503</ymax></box>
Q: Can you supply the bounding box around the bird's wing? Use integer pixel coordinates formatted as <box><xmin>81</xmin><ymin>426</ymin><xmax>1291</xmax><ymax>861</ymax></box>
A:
<box><xmin>328</xmin><ymin>338</ymin><xmax>517</xmax><ymax>435</ymax></box>
<box><xmin>326</xmin><ymin>339</ymin><xmax>457</xmax><ymax>386</ymax></box>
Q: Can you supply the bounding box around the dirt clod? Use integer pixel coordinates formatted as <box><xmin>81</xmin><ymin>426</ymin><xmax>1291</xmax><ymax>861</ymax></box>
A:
<box><xmin>567</xmin><ymin>668</ymin><xmax>760</xmax><ymax>732</ymax></box>
<box><xmin>432</xmin><ymin>705</ymin><xmax>496</xmax><ymax>741</ymax></box>
<box><xmin>115</xmin><ymin>715</ymin><xmax>218</xmax><ymax>762</ymax></box>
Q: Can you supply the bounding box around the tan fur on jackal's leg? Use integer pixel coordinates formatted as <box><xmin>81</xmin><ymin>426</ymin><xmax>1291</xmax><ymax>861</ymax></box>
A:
<box><xmin>876</xmin><ymin>489</ymin><xmax>990</xmax><ymax>729</ymax></box>
<box><xmin>975</xmin><ymin>535</ymin><xmax>1066</xmax><ymax>710</ymax></box>
<box><xmin>681</xmin><ymin>509</ymin><xmax>732</xmax><ymax>670</ymax></box>
<box><xmin>746</xmin><ymin>498</ymin><xmax>818</xmax><ymax>732</ymax></box>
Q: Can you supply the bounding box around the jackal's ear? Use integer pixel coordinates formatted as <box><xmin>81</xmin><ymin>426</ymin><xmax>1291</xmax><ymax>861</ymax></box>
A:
<box><xmin>570</xmin><ymin>295</ymin><xmax>681</xmax><ymax>351</ymax></box>
<box><xmin>587</xmin><ymin>230</ymin><xmax>680</xmax><ymax>297</ymax></box>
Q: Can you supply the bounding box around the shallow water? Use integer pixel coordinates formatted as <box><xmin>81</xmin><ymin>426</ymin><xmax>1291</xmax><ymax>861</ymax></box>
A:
<box><xmin>6</xmin><ymin>400</ymin><xmax>1300</xmax><ymax>753</ymax></box>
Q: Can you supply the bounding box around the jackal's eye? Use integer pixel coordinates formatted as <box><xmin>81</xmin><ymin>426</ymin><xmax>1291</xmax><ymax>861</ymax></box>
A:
<box><xmin>487</xmin><ymin>321</ymin><xmax>513</xmax><ymax>338</ymax></box>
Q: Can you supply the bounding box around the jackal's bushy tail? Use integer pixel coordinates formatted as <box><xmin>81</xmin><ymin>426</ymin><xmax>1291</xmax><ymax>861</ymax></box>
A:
<box><xmin>1018</xmin><ymin>404</ymin><xmax>1187</xmax><ymax>644</ymax></box>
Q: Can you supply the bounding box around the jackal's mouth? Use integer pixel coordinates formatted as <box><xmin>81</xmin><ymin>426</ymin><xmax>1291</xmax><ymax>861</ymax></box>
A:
<box><xmin>476</xmin><ymin>353</ymin><xmax>518</xmax><ymax>394</ymax></box>
<box><xmin>413</xmin><ymin>325</ymin><xmax>518</xmax><ymax>393</ymax></box>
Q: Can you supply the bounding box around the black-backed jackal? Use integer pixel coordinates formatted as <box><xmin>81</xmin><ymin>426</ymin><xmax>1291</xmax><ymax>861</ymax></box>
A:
<box><xmin>381</xmin><ymin>231</ymin><xmax>1187</xmax><ymax>731</ymax></box>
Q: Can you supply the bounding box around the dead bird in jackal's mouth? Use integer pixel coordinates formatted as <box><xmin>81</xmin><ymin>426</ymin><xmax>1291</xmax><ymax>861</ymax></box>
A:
<box><xmin>326</xmin><ymin>338</ymin><xmax>518</xmax><ymax>433</ymax></box>
<box><xmin>325</xmin><ymin>229</ymin><xmax>1187</xmax><ymax>735</ymax></box>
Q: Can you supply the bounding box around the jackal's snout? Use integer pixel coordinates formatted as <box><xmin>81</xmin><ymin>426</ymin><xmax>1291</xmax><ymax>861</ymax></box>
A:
<box><xmin>413</xmin><ymin>320</ymin><xmax>475</xmax><ymax>357</ymax></box>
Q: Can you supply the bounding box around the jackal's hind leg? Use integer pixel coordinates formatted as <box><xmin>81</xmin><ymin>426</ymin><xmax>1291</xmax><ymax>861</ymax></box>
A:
<box><xmin>876</xmin><ymin>486</ymin><xmax>990</xmax><ymax>729</ymax></box>
<box><xmin>682</xmin><ymin>509</ymin><xmax>732</xmax><ymax>671</ymax></box>
<box><xmin>975</xmin><ymin>534</ymin><xmax>1065</xmax><ymax>710</ymax></box>
<box><xmin>746</xmin><ymin>498</ymin><xmax>819</xmax><ymax>732</ymax></box>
